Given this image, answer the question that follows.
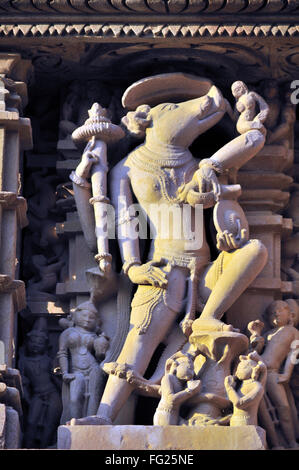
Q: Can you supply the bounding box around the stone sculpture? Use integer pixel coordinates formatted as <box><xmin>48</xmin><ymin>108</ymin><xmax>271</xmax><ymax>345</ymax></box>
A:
<box><xmin>224</xmin><ymin>351</ymin><xmax>267</xmax><ymax>427</ymax></box>
<box><xmin>249</xmin><ymin>300</ymin><xmax>299</xmax><ymax>448</ymax></box>
<box><xmin>231</xmin><ymin>80</ymin><xmax>269</xmax><ymax>136</ymax></box>
<box><xmin>153</xmin><ymin>352</ymin><xmax>201</xmax><ymax>426</ymax></box>
<box><xmin>185</xmin><ymin>324</ymin><xmax>249</xmax><ymax>426</ymax></box>
<box><xmin>18</xmin><ymin>319</ymin><xmax>62</xmax><ymax>448</ymax></box>
<box><xmin>59</xmin><ymin>80</ymin><xmax>111</xmax><ymax>141</ymax></box>
<box><xmin>70</xmin><ymin>102</ymin><xmax>124</xmax><ymax>274</ymax></box>
<box><xmin>261</xmin><ymin>79</ymin><xmax>295</xmax><ymax>146</ymax></box>
<box><xmin>0</xmin><ymin>365</ymin><xmax>23</xmax><ymax>449</ymax></box>
<box><xmin>58</xmin><ymin>301</ymin><xmax>109</xmax><ymax>423</ymax></box>
<box><xmin>68</xmin><ymin>73</ymin><xmax>268</xmax><ymax>426</ymax></box>
<box><xmin>24</xmin><ymin>169</ymin><xmax>67</xmax><ymax>301</ymax></box>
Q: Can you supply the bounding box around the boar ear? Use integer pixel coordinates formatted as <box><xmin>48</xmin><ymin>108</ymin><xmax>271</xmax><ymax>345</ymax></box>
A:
<box><xmin>121</xmin><ymin>105</ymin><xmax>152</xmax><ymax>139</ymax></box>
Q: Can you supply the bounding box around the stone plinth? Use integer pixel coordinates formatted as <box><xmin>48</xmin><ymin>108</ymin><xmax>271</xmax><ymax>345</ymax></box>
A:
<box><xmin>57</xmin><ymin>425</ymin><xmax>266</xmax><ymax>450</ymax></box>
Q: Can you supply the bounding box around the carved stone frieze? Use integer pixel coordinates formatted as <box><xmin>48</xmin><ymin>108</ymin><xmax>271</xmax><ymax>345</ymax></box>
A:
<box><xmin>0</xmin><ymin>0</ymin><xmax>298</xmax><ymax>450</ymax></box>
<box><xmin>0</xmin><ymin>0</ymin><xmax>298</xmax><ymax>16</ymax></box>
<box><xmin>1</xmin><ymin>22</ymin><xmax>299</xmax><ymax>39</ymax></box>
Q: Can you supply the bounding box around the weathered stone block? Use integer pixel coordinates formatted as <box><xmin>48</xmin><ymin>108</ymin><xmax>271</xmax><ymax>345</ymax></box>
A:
<box><xmin>57</xmin><ymin>425</ymin><xmax>266</xmax><ymax>450</ymax></box>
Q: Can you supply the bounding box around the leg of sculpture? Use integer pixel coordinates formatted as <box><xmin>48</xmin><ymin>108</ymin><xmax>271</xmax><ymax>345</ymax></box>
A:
<box><xmin>72</xmin><ymin>241</ymin><xmax>267</xmax><ymax>424</ymax></box>
<box><xmin>86</xmin><ymin>366</ymin><xmax>105</xmax><ymax>416</ymax></box>
<box><xmin>24</xmin><ymin>396</ymin><xmax>43</xmax><ymax>448</ymax></box>
<box><xmin>197</xmin><ymin>239</ymin><xmax>268</xmax><ymax>331</ymax></box>
<box><xmin>41</xmin><ymin>392</ymin><xmax>62</xmax><ymax>448</ymax></box>
<box><xmin>266</xmin><ymin>372</ymin><xmax>298</xmax><ymax>448</ymax></box>
<box><xmin>69</xmin><ymin>373</ymin><xmax>85</xmax><ymax>419</ymax></box>
<box><xmin>71</xmin><ymin>266</ymin><xmax>187</xmax><ymax>424</ymax></box>
<box><xmin>83</xmin><ymin>300</ymin><xmax>181</xmax><ymax>423</ymax></box>
<box><xmin>258</xmin><ymin>397</ymin><xmax>282</xmax><ymax>449</ymax></box>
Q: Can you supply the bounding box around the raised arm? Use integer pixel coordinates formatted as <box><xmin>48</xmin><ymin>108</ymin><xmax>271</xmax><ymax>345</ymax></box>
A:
<box><xmin>225</xmin><ymin>375</ymin><xmax>264</xmax><ymax>409</ymax></box>
<box><xmin>57</xmin><ymin>330</ymin><xmax>75</xmax><ymax>383</ymax></box>
<box><xmin>237</xmin><ymin>383</ymin><xmax>264</xmax><ymax>409</ymax></box>
<box><xmin>109</xmin><ymin>158</ymin><xmax>141</xmax><ymax>270</ymax></box>
<box><xmin>251</xmin><ymin>91</ymin><xmax>270</xmax><ymax>123</ymax></box>
<box><xmin>172</xmin><ymin>380</ymin><xmax>201</xmax><ymax>406</ymax></box>
<box><xmin>70</xmin><ymin>149</ymin><xmax>97</xmax><ymax>253</ymax></box>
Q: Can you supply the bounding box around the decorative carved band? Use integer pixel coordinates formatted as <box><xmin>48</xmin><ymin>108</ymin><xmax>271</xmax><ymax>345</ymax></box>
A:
<box><xmin>0</xmin><ymin>0</ymin><xmax>298</xmax><ymax>16</ymax></box>
<box><xmin>1</xmin><ymin>22</ymin><xmax>299</xmax><ymax>38</ymax></box>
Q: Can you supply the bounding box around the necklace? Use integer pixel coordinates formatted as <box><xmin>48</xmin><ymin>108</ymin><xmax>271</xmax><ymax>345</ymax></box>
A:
<box><xmin>128</xmin><ymin>146</ymin><xmax>197</xmax><ymax>204</ymax></box>
<box><xmin>135</xmin><ymin>144</ymin><xmax>194</xmax><ymax>168</ymax></box>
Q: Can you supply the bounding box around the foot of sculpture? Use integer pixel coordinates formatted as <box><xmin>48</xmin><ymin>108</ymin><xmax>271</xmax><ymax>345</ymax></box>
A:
<box><xmin>288</xmin><ymin>440</ymin><xmax>299</xmax><ymax>449</ymax></box>
<box><xmin>222</xmin><ymin>323</ymin><xmax>240</xmax><ymax>332</ymax></box>
<box><xmin>67</xmin><ymin>416</ymin><xmax>112</xmax><ymax>426</ymax></box>
<box><xmin>192</xmin><ymin>317</ymin><xmax>240</xmax><ymax>333</ymax></box>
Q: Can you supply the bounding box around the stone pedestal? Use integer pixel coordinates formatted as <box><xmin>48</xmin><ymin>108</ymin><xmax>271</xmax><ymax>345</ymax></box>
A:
<box><xmin>57</xmin><ymin>425</ymin><xmax>267</xmax><ymax>450</ymax></box>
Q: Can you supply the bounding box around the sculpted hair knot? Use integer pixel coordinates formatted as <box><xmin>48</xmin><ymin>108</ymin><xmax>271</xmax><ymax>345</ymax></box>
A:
<box><xmin>121</xmin><ymin>104</ymin><xmax>152</xmax><ymax>138</ymax></box>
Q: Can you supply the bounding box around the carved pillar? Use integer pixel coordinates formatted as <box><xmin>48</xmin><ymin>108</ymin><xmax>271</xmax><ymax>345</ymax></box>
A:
<box><xmin>0</xmin><ymin>53</ymin><xmax>32</xmax><ymax>365</ymax></box>
<box><xmin>0</xmin><ymin>364</ymin><xmax>22</xmax><ymax>448</ymax></box>
<box><xmin>227</xmin><ymin>139</ymin><xmax>294</xmax><ymax>331</ymax></box>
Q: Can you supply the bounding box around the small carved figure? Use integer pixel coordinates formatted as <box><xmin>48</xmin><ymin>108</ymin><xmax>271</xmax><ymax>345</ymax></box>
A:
<box><xmin>250</xmin><ymin>300</ymin><xmax>299</xmax><ymax>448</ymax></box>
<box><xmin>153</xmin><ymin>352</ymin><xmax>201</xmax><ymax>426</ymax></box>
<box><xmin>18</xmin><ymin>321</ymin><xmax>62</xmax><ymax>448</ymax></box>
<box><xmin>261</xmin><ymin>79</ymin><xmax>295</xmax><ymax>146</ymax></box>
<box><xmin>224</xmin><ymin>351</ymin><xmax>267</xmax><ymax>426</ymax></box>
<box><xmin>231</xmin><ymin>80</ymin><xmax>269</xmax><ymax>136</ymax></box>
<box><xmin>186</xmin><ymin>327</ymin><xmax>248</xmax><ymax>426</ymax></box>
<box><xmin>27</xmin><ymin>254</ymin><xmax>65</xmax><ymax>300</ymax></box>
<box><xmin>248</xmin><ymin>319</ymin><xmax>265</xmax><ymax>352</ymax></box>
<box><xmin>24</xmin><ymin>168</ymin><xmax>68</xmax><ymax>299</ymax></box>
<box><xmin>59</xmin><ymin>80</ymin><xmax>111</xmax><ymax>140</ymax></box>
<box><xmin>58</xmin><ymin>301</ymin><xmax>109</xmax><ymax>423</ymax></box>
<box><xmin>0</xmin><ymin>365</ymin><xmax>23</xmax><ymax>449</ymax></box>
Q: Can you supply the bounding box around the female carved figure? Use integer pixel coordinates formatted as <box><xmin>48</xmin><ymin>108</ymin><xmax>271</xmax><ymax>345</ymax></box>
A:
<box><xmin>224</xmin><ymin>352</ymin><xmax>267</xmax><ymax>427</ymax></box>
<box><xmin>69</xmin><ymin>74</ymin><xmax>268</xmax><ymax>425</ymax></box>
<box><xmin>58</xmin><ymin>301</ymin><xmax>109</xmax><ymax>423</ymax></box>
<box><xmin>153</xmin><ymin>352</ymin><xmax>201</xmax><ymax>426</ymax></box>
<box><xmin>231</xmin><ymin>80</ymin><xmax>269</xmax><ymax>136</ymax></box>
<box><xmin>250</xmin><ymin>300</ymin><xmax>299</xmax><ymax>448</ymax></box>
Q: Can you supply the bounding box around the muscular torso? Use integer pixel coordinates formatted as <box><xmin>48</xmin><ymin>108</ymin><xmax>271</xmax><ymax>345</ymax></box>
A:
<box><xmin>261</xmin><ymin>325</ymin><xmax>298</xmax><ymax>370</ymax></box>
<box><xmin>63</xmin><ymin>327</ymin><xmax>99</xmax><ymax>372</ymax></box>
<box><xmin>126</xmin><ymin>148</ymin><xmax>211</xmax><ymax>264</ymax></box>
<box><xmin>237</xmin><ymin>93</ymin><xmax>256</xmax><ymax>121</ymax></box>
<box><xmin>22</xmin><ymin>355</ymin><xmax>57</xmax><ymax>395</ymax></box>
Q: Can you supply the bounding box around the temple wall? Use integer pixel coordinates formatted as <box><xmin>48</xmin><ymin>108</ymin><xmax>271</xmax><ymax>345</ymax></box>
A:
<box><xmin>0</xmin><ymin>0</ymin><xmax>299</xmax><ymax>449</ymax></box>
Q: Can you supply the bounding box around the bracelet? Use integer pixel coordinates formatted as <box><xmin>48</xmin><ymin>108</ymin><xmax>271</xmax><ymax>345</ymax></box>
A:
<box><xmin>95</xmin><ymin>252</ymin><xmax>112</xmax><ymax>263</ymax></box>
<box><xmin>89</xmin><ymin>195</ymin><xmax>111</xmax><ymax>205</ymax></box>
<box><xmin>70</xmin><ymin>171</ymin><xmax>91</xmax><ymax>188</ymax></box>
<box><xmin>122</xmin><ymin>258</ymin><xmax>141</xmax><ymax>275</ymax></box>
<box><xmin>198</xmin><ymin>158</ymin><xmax>225</xmax><ymax>175</ymax></box>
